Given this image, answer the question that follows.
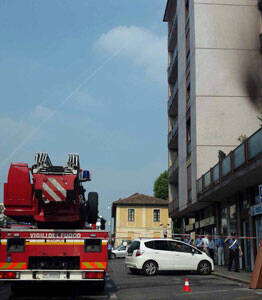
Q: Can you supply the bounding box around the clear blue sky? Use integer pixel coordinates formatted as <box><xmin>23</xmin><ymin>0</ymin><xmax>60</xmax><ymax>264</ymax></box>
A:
<box><xmin>0</xmin><ymin>0</ymin><xmax>168</xmax><ymax>224</ymax></box>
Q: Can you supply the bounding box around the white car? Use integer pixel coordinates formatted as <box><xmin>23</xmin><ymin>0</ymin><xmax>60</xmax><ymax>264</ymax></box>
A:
<box><xmin>111</xmin><ymin>245</ymin><xmax>127</xmax><ymax>259</ymax></box>
<box><xmin>125</xmin><ymin>239</ymin><xmax>214</xmax><ymax>276</ymax></box>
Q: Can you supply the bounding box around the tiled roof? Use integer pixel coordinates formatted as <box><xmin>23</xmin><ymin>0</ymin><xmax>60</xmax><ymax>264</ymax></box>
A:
<box><xmin>112</xmin><ymin>193</ymin><xmax>168</xmax><ymax>206</ymax></box>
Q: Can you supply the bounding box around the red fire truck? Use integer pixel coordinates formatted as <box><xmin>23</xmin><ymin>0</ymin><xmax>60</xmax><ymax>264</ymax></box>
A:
<box><xmin>0</xmin><ymin>153</ymin><xmax>108</xmax><ymax>287</ymax></box>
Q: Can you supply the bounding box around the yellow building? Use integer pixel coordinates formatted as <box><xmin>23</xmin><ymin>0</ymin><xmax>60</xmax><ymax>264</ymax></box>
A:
<box><xmin>112</xmin><ymin>193</ymin><xmax>172</xmax><ymax>246</ymax></box>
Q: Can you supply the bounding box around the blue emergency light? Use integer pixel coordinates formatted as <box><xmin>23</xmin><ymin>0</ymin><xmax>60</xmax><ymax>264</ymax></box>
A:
<box><xmin>79</xmin><ymin>170</ymin><xmax>91</xmax><ymax>181</ymax></box>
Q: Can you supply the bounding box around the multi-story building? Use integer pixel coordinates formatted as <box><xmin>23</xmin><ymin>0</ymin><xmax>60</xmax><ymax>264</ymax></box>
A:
<box><xmin>111</xmin><ymin>193</ymin><xmax>171</xmax><ymax>246</ymax></box>
<box><xmin>163</xmin><ymin>0</ymin><xmax>262</xmax><ymax>230</ymax></box>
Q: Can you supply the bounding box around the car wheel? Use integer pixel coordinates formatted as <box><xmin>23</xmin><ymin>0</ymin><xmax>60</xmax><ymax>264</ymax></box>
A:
<box><xmin>143</xmin><ymin>261</ymin><xmax>158</xmax><ymax>276</ymax></box>
<box><xmin>111</xmin><ymin>253</ymin><xmax>116</xmax><ymax>259</ymax></box>
<box><xmin>198</xmin><ymin>261</ymin><xmax>211</xmax><ymax>275</ymax></box>
<box><xmin>129</xmin><ymin>268</ymin><xmax>140</xmax><ymax>275</ymax></box>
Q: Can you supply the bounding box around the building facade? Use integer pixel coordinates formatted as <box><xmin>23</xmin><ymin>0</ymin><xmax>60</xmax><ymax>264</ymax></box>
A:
<box><xmin>164</xmin><ymin>0</ymin><xmax>262</xmax><ymax>228</ymax></box>
<box><xmin>194</xmin><ymin>127</ymin><xmax>262</xmax><ymax>271</ymax></box>
<box><xmin>112</xmin><ymin>193</ymin><xmax>171</xmax><ymax>247</ymax></box>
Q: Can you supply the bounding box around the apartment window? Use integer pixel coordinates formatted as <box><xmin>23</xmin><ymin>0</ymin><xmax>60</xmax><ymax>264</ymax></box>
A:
<box><xmin>153</xmin><ymin>209</ymin><xmax>160</xmax><ymax>222</ymax></box>
<box><xmin>128</xmin><ymin>208</ymin><xmax>135</xmax><ymax>222</ymax></box>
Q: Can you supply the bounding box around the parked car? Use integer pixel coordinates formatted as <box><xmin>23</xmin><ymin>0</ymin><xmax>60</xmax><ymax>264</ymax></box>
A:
<box><xmin>125</xmin><ymin>239</ymin><xmax>214</xmax><ymax>276</ymax></box>
<box><xmin>111</xmin><ymin>245</ymin><xmax>127</xmax><ymax>259</ymax></box>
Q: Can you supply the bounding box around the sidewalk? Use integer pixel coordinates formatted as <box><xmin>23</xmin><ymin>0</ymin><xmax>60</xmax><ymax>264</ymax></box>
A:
<box><xmin>213</xmin><ymin>265</ymin><xmax>251</xmax><ymax>285</ymax></box>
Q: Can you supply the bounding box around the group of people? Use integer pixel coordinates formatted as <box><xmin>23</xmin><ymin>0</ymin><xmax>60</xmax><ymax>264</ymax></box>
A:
<box><xmin>182</xmin><ymin>232</ymin><xmax>243</xmax><ymax>272</ymax></box>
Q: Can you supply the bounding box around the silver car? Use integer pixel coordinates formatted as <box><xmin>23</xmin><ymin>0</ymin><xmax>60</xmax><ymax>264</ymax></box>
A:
<box><xmin>111</xmin><ymin>245</ymin><xmax>127</xmax><ymax>259</ymax></box>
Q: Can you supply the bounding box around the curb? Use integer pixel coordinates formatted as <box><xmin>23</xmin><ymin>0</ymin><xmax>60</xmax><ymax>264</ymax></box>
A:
<box><xmin>213</xmin><ymin>271</ymin><xmax>250</xmax><ymax>285</ymax></box>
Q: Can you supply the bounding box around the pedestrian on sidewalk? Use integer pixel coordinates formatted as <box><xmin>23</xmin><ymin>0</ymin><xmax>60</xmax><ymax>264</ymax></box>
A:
<box><xmin>208</xmin><ymin>236</ymin><xmax>215</xmax><ymax>261</ymax></box>
<box><xmin>216</xmin><ymin>235</ymin><xmax>225</xmax><ymax>266</ymax></box>
<box><xmin>183</xmin><ymin>235</ymin><xmax>189</xmax><ymax>244</ymax></box>
<box><xmin>163</xmin><ymin>227</ymin><xmax>167</xmax><ymax>238</ymax></box>
<box><xmin>108</xmin><ymin>242</ymin><xmax>112</xmax><ymax>259</ymax></box>
<box><xmin>195</xmin><ymin>235</ymin><xmax>203</xmax><ymax>251</ymax></box>
<box><xmin>225</xmin><ymin>232</ymin><xmax>243</xmax><ymax>272</ymax></box>
<box><xmin>202</xmin><ymin>234</ymin><xmax>209</xmax><ymax>255</ymax></box>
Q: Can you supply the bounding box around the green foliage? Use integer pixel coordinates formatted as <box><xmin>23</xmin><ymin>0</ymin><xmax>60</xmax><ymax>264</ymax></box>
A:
<box><xmin>153</xmin><ymin>170</ymin><xmax>168</xmax><ymax>200</ymax></box>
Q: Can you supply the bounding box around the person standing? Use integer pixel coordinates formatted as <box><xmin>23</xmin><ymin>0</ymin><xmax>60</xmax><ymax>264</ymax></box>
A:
<box><xmin>195</xmin><ymin>235</ymin><xmax>203</xmax><ymax>251</ymax></box>
<box><xmin>163</xmin><ymin>227</ymin><xmax>167</xmax><ymax>238</ymax></box>
<box><xmin>225</xmin><ymin>232</ymin><xmax>243</xmax><ymax>272</ymax></box>
<box><xmin>183</xmin><ymin>235</ymin><xmax>189</xmax><ymax>244</ymax></box>
<box><xmin>108</xmin><ymin>242</ymin><xmax>112</xmax><ymax>259</ymax></box>
<box><xmin>201</xmin><ymin>234</ymin><xmax>210</xmax><ymax>255</ymax></box>
<box><xmin>216</xmin><ymin>235</ymin><xmax>225</xmax><ymax>266</ymax></box>
<box><xmin>208</xmin><ymin>237</ymin><xmax>215</xmax><ymax>261</ymax></box>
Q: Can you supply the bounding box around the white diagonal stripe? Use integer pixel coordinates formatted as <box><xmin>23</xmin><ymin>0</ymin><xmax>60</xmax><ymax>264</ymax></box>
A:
<box><xmin>43</xmin><ymin>182</ymin><xmax>63</xmax><ymax>202</ymax></box>
<box><xmin>48</xmin><ymin>178</ymin><xmax>66</xmax><ymax>197</ymax></box>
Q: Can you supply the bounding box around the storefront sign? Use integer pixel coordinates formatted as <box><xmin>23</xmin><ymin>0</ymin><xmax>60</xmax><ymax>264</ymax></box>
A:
<box><xmin>250</xmin><ymin>203</ymin><xmax>262</xmax><ymax>216</ymax></box>
<box><xmin>195</xmin><ymin>222</ymin><xmax>199</xmax><ymax>229</ymax></box>
<box><xmin>199</xmin><ymin>216</ymin><xmax>215</xmax><ymax>228</ymax></box>
<box><xmin>185</xmin><ymin>224</ymin><xmax>194</xmax><ymax>231</ymax></box>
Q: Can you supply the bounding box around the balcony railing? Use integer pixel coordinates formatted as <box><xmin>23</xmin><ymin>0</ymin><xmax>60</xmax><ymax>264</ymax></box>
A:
<box><xmin>168</xmin><ymin>45</ymin><xmax>178</xmax><ymax>81</ymax></box>
<box><xmin>187</xmin><ymin>140</ymin><xmax>191</xmax><ymax>157</ymax></box>
<box><xmin>185</xmin><ymin>14</ymin><xmax>190</xmax><ymax>32</ymax></box>
<box><xmin>168</xmin><ymin>14</ymin><xmax>177</xmax><ymax>51</ymax></box>
<box><xmin>168</xmin><ymin>120</ymin><xmax>178</xmax><ymax>145</ymax></box>
<box><xmin>197</xmin><ymin>127</ymin><xmax>262</xmax><ymax>194</ymax></box>
<box><xmin>168</xmin><ymin>82</ymin><xmax>178</xmax><ymax>115</ymax></box>
<box><xmin>168</xmin><ymin>158</ymin><xmax>178</xmax><ymax>183</ymax></box>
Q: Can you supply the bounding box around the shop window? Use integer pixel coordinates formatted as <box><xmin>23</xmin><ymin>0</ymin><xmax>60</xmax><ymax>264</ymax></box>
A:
<box><xmin>221</xmin><ymin>207</ymin><xmax>228</xmax><ymax>236</ymax></box>
<box><xmin>229</xmin><ymin>204</ymin><xmax>237</xmax><ymax>233</ymax></box>
<box><xmin>128</xmin><ymin>208</ymin><xmax>135</xmax><ymax>222</ymax></box>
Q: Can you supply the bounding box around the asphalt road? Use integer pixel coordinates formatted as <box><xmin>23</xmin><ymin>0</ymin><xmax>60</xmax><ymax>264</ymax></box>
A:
<box><xmin>4</xmin><ymin>259</ymin><xmax>262</xmax><ymax>299</ymax></box>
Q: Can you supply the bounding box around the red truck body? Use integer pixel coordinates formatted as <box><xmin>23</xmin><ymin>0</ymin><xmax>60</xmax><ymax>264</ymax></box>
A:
<box><xmin>0</xmin><ymin>228</ymin><xmax>108</xmax><ymax>281</ymax></box>
<box><xmin>0</xmin><ymin>153</ymin><xmax>108</xmax><ymax>283</ymax></box>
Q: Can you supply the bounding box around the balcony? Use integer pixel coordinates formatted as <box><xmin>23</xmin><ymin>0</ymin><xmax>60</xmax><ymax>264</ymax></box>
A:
<box><xmin>168</xmin><ymin>198</ymin><xmax>179</xmax><ymax>218</ymax></box>
<box><xmin>168</xmin><ymin>120</ymin><xmax>178</xmax><ymax>150</ymax></box>
<box><xmin>168</xmin><ymin>158</ymin><xmax>178</xmax><ymax>183</ymax></box>
<box><xmin>168</xmin><ymin>45</ymin><xmax>178</xmax><ymax>84</ymax></box>
<box><xmin>168</xmin><ymin>82</ymin><xmax>178</xmax><ymax>117</ymax></box>
<box><xmin>197</xmin><ymin>127</ymin><xmax>262</xmax><ymax>197</ymax></box>
<box><xmin>187</xmin><ymin>140</ymin><xmax>191</xmax><ymax>158</ymax></box>
<box><xmin>168</xmin><ymin>14</ymin><xmax>177</xmax><ymax>52</ymax></box>
<box><xmin>185</xmin><ymin>14</ymin><xmax>190</xmax><ymax>34</ymax></box>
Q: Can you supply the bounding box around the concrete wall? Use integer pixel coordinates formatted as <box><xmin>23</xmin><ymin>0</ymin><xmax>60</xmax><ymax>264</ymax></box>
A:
<box><xmin>177</xmin><ymin>0</ymin><xmax>188</xmax><ymax>211</ymax></box>
<box><xmin>194</xmin><ymin>0</ymin><xmax>262</xmax><ymax>177</ymax></box>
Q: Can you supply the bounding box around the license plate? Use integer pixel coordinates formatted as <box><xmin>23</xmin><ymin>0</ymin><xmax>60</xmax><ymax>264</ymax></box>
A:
<box><xmin>36</xmin><ymin>272</ymin><xmax>60</xmax><ymax>279</ymax></box>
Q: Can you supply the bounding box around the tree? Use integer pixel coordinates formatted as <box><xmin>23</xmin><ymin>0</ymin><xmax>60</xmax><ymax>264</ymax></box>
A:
<box><xmin>154</xmin><ymin>170</ymin><xmax>168</xmax><ymax>200</ymax></box>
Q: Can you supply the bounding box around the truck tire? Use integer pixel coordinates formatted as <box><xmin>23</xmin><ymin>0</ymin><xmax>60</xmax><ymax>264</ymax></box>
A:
<box><xmin>87</xmin><ymin>192</ymin><xmax>98</xmax><ymax>224</ymax></box>
<box><xmin>0</xmin><ymin>283</ymin><xmax>11</xmax><ymax>300</ymax></box>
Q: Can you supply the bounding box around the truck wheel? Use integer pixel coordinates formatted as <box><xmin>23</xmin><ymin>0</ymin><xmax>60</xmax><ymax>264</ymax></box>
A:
<box><xmin>87</xmin><ymin>192</ymin><xmax>98</xmax><ymax>224</ymax></box>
